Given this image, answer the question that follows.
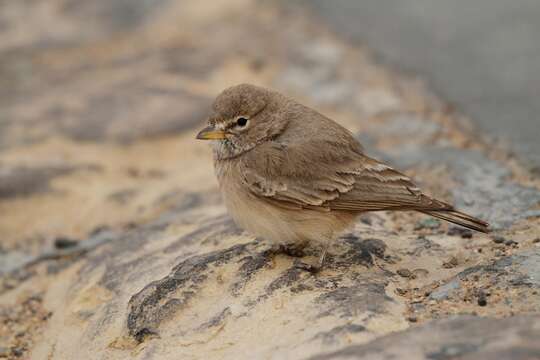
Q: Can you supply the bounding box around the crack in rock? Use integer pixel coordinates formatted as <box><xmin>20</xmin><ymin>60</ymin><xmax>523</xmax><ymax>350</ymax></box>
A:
<box><xmin>311</xmin><ymin>324</ymin><xmax>366</xmax><ymax>345</ymax></box>
<box><xmin>126</xmin><ymin>243</ymin><xmax>253</xmax><ymax>342</ymax></box>
<box><xmin>316</xmin><ymin>281</ymin><xmax>390</xmax><ymax>319</ymax></box>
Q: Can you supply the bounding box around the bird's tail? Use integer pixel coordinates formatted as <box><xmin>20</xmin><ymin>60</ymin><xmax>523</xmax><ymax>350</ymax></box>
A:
<box><xmin>420</xmin><ymin>209</ymin><xmax>489</xmax><ymax>233</ymax></box>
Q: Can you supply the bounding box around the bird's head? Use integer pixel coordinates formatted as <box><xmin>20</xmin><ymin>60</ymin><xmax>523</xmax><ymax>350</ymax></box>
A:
<box><xmin>196</xmin><ymin>84</ymin><xmax>290</xmax><ymax>159</ymax></box>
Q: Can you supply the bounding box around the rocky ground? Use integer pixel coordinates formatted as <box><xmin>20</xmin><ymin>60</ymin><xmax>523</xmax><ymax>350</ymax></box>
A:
<box><xmin>0</xmin><ymin>1</ymin><xmax>539</xmax><ymax>359</ymax></box>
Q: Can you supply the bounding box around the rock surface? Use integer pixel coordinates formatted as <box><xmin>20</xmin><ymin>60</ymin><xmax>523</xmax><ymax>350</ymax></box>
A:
<box><xmin>0</xmin><ymin>0</ymin><xmax>539</xmax><ymax>359</ymax></box>
<box><xmin>310</xmin><ymin>315</ymin><xmax>540</xmax><ymax>360</ymax></box>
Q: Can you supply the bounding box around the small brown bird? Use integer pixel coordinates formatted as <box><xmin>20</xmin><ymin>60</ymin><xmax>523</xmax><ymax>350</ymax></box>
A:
<box><xmin>196</xmin><ymin>84</ymin><xmax>489</xmax><ymax>271</ymax></box>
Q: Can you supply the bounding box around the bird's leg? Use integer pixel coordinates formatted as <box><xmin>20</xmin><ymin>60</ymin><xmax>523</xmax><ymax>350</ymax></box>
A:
<box><xmin>317</xmin><ymin>245</ymin><xmax>329</xmax><ymax>269</ymax></box>
<box><xmin>293</xmin><ymin>243</ymin><xmax>329</xmax><ymax>274</ymax></box>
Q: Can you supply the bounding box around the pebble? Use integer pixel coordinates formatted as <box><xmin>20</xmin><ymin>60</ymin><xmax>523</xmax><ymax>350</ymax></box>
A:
<box><xmin>395</xmin><ymin>288</ymin><xmax>407</xmax><ymax>296</ymax></box>
<box><xmin>407</xmin><ymin>315</ymin><xmax>418</xmax><ymax>323</ymax></box>
<box><xmin>492</xmin><ymin>235</ymin><xmax>505</xmax><ymax>244</ymax></box>
<box><xmin>359</xmin><ymin>216</ymin><xmax>372</xmax><ymax>225</ymax></box>
<box><xmin>11</xmin><ymin>347</ymin><xmax>24</xmax><ymax>357</ymax></box>
<box><xmin>54</xmin><ymin>237</ymin><xmax>79</xmax><ymax>249</ymax></box>
<box><xmin>447</xmin><ymin>227</ymin><xmax>473</xmax><ymax>239</ymax></box>
<box><xmin>504</xmin><ymin>239</ymin><xmax>517</xmax><ymax>246</ymax></box>
<box><xmin>443</xmin><ymin>257</ymin><xmax>459</xmax><ymax>269</ymax></box>
<box><xmin>532</xmin><ymin>238</ymin><xmax>540</xmax><ymax>244</ymax></box>
<box><xmin>397</xmin><ymin>268</ymin><xmax>416</xmax><ymax>278</ymax></box>
<box><xmin>477</xmin><ymin>290</ymin><xmax>487</xmax><ymax>306</ymax></box>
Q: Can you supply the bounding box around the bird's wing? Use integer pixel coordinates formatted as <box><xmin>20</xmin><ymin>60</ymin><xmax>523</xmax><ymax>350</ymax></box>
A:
<box><xmin>238</xmin><ymin>138</ymin><xmax>450</xmax><ymax>212</ymax></box>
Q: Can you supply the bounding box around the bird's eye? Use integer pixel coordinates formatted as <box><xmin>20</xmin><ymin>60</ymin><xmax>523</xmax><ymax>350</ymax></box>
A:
<box><xmin>236</xmin><ymin>117</ymin><xmax>248</xmax><ymax>127</ymax></box>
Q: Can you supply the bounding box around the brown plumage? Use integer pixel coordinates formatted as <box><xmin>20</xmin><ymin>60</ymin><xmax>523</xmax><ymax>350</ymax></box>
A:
<box><xmin>196</xmin><ymin>84</ymin><xmax>489</xmax><ymax>271</ymax></box>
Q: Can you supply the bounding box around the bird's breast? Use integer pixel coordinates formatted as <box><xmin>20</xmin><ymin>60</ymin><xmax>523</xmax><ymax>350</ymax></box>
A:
<box><xmin>215</xmin><ymin>159</ymin><xmax>278</xmax><ymax>240</ymax></box>
<box><xmin>213</xmin><ymin>159</ymin><xmax>355</xmax><ymax>245</ymax></box>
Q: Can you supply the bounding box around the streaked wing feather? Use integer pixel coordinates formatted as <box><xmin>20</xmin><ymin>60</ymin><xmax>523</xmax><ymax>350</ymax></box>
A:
<box><xmin>239</xmin><ymin>140</ymin><xmax>446</xmax><ymax>212</ymax></box>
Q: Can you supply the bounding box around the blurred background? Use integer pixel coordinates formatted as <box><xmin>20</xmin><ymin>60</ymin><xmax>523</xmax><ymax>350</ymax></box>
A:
<box><xmin>305</xmin><ymin>0</ymin><xmax>540</xmax><ymax>173</ymax></box>
<box><xmin>1</xmin><ymin>1</ymin><xmax>539</xmax><ymax>358</ymax></box>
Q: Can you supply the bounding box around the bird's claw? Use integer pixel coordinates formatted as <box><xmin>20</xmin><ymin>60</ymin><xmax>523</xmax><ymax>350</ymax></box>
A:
<box><xmin>293</xmin><ymin>259</ymin><xmax>320</xmax><ymax>274</ymax></box>
<box><xmin>274</xmin><ymin>243</ymin><xmax>306</xmax><ymax>258</ymax></box>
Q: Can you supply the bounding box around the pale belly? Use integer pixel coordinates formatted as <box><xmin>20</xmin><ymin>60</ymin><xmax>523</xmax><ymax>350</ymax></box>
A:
<box><xmin>216</xmin><ymin>161</ymin><xmax>356</xmax><ymax>246</ymax></box>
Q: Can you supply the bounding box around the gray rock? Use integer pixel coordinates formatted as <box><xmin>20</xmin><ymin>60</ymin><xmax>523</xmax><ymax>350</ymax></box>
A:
<box><xmin>0</xmin><ymin>251</ymin><xmax>33</xmax><ymax>275</ymax></box>
<box><xmin>492</xmin><ymin>236</ymin><xmax>506</xmax><ymax>244</ymax></box>
<box><xmin>0</xmin><ymin>165</ymin><xmax>73</xmax><ymax>199</ymax></box>
<box><xmin>429</xmin><ymin>279</ymin><xmax>460</xmax><ymax>301</ymax></box>
<box><xmin>513</xmin><ymin>250</ymin><xmax>540</xmax><ymax>287</ymax></box>
<box><xmin>309</xmin><ymin>316</ymin><xmax>540</xmax><ymax>360</ymax></box>
<box><xmin>127</xmin><ymin>242</ymin><xmax>258</xmax><ymax>341</ymax></box>
<box><xmin>388</xmin><ymin>146</ymin><xmax>540</xmax><ymax>229</ymax></box>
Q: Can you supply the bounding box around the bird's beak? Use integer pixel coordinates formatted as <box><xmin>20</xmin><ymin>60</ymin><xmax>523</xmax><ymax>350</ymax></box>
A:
<box><xmin>196</xmin><ymin>125</ymin><xmax>227</xmax><ymax>140</ymax></box>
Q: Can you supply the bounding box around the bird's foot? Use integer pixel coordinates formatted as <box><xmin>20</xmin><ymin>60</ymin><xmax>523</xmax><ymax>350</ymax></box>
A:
<box><xmin>293</xmin><ymin>259</ymin><xmax>320</xmax><ymax>274</ymax></box>
<box><xmin>293</xmin><ymin>247</ymin><xmax>328</xmax><ymax>274</ymax></box>
<box><xmin>275</xmin><ymin>243</ymin><xmax>307</xmax><ymax>258</ymax></box>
